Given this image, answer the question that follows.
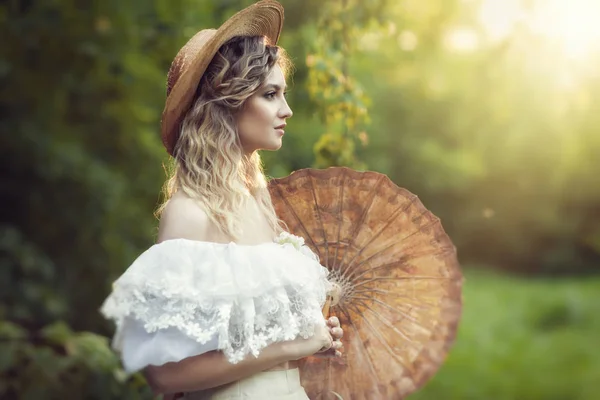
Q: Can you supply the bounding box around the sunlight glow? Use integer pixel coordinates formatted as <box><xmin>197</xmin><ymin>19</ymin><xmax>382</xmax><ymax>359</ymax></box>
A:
<box><xmin>479</xmin><ymin>0</ymin><xmax>524</xmax><ymax>42</ymax></box>
<box><xmin>528</xmin><ymin>0</ymin><xmax>600</xmax><ymax>60</ymax></box>
<box><xmin>398</xmin><ymin>30</ymin><xmax>418</xmax><ymax>52</ymax></box>
<box><xmin>445</xmin><ymin>28</ymin><xmax>479</xmax><ymax>52</ymax></box>
<box><xmin>479</xmin><ymin>0</ymin><xmax>600</xmax><ymax>60</ymax></box>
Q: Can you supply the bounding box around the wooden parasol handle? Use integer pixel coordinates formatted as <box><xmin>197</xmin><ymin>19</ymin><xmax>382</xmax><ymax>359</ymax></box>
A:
<box><xmin>322</xmin><ymin>296</ymin><xmax>333</xmax><ymax>318</ymax></box>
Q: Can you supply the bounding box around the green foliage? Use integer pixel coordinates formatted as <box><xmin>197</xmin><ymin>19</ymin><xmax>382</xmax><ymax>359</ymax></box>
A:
<box><xmin>0</xmin><ymin>0</ymin><xmax>189</xmax><ymax>397</ymax></box>
<box><xmin>409</xmin><ymin>269</ymin><xmax>600</xmax><ymax>400</ymax></box>
<box><xmin>304</xmin><ymin>0</ymin><xmax>383</xmax><ymax>169</ymax></box>
<box><xmin>0</xmin><ymin>225</ymin><xmax>66</xmax><ymax>325</ymax></box>
<box><xmin>0</xmin><ymin>320</ymin><xmax>154</xmax><ymax>399</ymax></box>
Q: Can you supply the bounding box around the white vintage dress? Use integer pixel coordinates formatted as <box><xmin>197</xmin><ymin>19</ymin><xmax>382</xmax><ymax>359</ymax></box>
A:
<box><xmin>100</xmin><ymin>232</ymin><xmax>331</xmax><ymax>398</ymax></box>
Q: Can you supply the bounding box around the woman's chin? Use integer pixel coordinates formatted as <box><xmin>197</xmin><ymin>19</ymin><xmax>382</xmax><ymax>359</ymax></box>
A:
<box><xmin>261</xmin><ymin>139</ymin><xmax>283</xmax><ymax>152</ymax></box>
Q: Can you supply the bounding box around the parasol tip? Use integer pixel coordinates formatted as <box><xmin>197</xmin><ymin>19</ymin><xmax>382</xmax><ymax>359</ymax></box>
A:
<box><xmin>322</xmin><ymin>282</ymin><xmax>343</xmax><ymax>318</ymax></box>
<box><xmin>327</xmin><ymin>282</ymin><xmax>342</xmax><ymax>307</ymax></box>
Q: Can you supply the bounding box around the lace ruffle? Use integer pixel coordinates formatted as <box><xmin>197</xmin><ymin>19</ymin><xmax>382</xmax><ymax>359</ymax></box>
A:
<box><xmin>100</xmin><ymin>234</ymin><xmax>330</xmax><ymax>366</ymax></box>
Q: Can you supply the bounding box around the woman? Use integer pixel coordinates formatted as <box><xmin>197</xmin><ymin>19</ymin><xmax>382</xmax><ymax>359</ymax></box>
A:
<box><xmin>101</xmin><ymin>1</ymin><xmax>343</xmax><ymax>399</ymax></box>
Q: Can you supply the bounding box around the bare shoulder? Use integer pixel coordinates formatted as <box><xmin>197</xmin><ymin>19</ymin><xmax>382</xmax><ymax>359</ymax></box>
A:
<box><xmin>157</xmin><ymin>191</ymin><xmax>212</xmax><ymax>243</ymax></box>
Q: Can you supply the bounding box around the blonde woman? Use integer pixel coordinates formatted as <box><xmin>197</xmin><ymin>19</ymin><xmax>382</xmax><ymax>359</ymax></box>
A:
<box><xmin>101</xmin><ymin>1</ymin><xmax>343</xmax><ymax>399</ymax></box>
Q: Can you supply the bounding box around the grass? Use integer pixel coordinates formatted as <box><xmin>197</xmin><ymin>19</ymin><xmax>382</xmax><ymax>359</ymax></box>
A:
<box><xmin>408</xmin><ymin>268</ymin><xmax>600</xmax><ymax>400</ymax></box>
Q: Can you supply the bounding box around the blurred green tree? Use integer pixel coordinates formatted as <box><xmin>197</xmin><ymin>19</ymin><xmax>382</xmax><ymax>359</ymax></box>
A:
<box><xmin>0</xmin><ymin>0</ymin><xmax>214</xmax><ymax>397</ymax></box>
<box><xmin>303</xmin><ymin>0</ymin><xmax>392</xmax><ymax>169</ymax></box>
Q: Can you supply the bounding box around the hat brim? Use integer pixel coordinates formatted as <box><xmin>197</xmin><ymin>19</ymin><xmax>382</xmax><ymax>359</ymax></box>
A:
<box><xmin>161</xmin><ymin>0</ymin><xmax>284</xmax><ymax>155</ymax></box>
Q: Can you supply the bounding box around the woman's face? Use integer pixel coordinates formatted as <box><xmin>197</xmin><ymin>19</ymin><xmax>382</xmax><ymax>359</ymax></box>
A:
<box><xmin>236</xmin><ymin>64</ymin><xmax>293</xmax><ymax>155</ymax></box>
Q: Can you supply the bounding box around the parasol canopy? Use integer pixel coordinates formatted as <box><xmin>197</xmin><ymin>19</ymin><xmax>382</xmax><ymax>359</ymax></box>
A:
<box><xmin>268</xmin><ymin>167</ymin><xmax>463</xmax><ymax>400</ymax></box>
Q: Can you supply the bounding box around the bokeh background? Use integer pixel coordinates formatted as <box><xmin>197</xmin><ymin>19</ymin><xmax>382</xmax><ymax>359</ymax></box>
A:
<box><xmin>1</xmin><ymin>0</ymin><xmax>599</xmax><ymax>399</ymax></box>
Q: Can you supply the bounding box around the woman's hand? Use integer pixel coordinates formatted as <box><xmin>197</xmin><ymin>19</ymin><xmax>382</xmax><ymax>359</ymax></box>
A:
<box><xmin>286</xmin><ymin>316</ymin><xmax>343</xmax><ymax>360</ymax></box>
<box><xmin>315</xmin><ymin>316</ymin><xmax>344</xmax><ymax>358</ymax></box>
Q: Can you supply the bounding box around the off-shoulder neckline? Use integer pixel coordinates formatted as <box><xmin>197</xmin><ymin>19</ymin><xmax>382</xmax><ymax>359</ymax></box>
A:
<box><xmin>153</xmin><ymin>232</ymin><xmax>308</xmax><ymax>251</ymax></box>
<box><xmin>156</xmin><ymin>237</ymin><xmax>279</xmax><ymax>248</ymax></box>
<box><xmin>155</xmin><ymin>231</ymin><xmax>297</xmax><ymax>248</ymax></box>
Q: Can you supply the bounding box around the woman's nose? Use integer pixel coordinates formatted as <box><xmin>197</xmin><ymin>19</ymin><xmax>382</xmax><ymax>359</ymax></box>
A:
<box><xmin>280</xmin><ymin>99</ymin><xmax>293</xmax><ymax>119</ymax></box>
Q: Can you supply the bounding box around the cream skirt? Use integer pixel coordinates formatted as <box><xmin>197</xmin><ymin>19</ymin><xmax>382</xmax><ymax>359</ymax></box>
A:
<box><xmin>183</xmin><ymin>368</ymin><xmax>310</xmax><ymax>400</ymax></box>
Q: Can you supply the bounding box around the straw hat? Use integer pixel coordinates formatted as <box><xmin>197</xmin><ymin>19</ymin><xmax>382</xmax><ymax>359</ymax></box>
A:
<box><xmin>161</xmin><ymin>0</ymin><xmax>284</xmax><ymax>156</ymax></box>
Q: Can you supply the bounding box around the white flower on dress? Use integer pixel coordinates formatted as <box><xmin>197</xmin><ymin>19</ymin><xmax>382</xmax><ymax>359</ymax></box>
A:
<box><xmin>274</xmin><ymin>231</ymin><xmax>305</xmax><ymax>249</ymax></box>
<box><xmin>274</xmin><ymin>232</ymin><xmax>321</xmax><ymax>263</ymax></box>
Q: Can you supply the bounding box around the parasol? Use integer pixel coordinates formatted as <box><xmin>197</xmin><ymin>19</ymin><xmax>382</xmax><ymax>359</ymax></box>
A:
<box><xmin>268</xmin><ymin>167</ymin><xmax>463</xmax><ymax>400</ymax></box>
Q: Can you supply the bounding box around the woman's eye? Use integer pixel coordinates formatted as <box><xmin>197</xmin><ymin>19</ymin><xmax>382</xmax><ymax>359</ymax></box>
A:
<box><xmin>265</xmin><ymin>92</ymin><xmax>276</xmax><ymax>99</ymax></box>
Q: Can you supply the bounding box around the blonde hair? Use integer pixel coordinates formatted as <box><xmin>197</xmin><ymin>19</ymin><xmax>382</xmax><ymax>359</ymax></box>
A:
<box><xmin>157</xmin><ymin>36</ymin><xmax>293</xmax><ymax>241</ymax></box>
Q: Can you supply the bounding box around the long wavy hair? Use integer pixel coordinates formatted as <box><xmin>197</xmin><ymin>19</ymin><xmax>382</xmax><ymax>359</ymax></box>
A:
<box><xmin>156</xmin><ymin>36</ymin><xmax>293</xmax><ymax>241</ymax></box>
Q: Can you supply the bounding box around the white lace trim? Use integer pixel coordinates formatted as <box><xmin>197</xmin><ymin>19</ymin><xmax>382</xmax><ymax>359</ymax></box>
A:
<box><xmin>100</xmin><ymin>233</ymin><xmax>330</xmax><ymax>365</ymax></box>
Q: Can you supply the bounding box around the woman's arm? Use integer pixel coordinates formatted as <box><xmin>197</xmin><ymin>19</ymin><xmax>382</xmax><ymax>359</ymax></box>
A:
<box><xmin>144</xmin><ymin>341</ymin><xmax>293</xmax><ymax>394</ymax></box>
<box><xmin>145</xmin><ymin>319</ymin><xmax>340</xmax><ymax>394</ymax></box>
